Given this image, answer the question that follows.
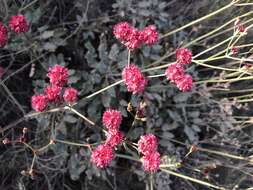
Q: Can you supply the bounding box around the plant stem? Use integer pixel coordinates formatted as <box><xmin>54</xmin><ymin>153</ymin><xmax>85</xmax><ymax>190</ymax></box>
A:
<box><xmin>160</xmin><ymin>0</ymin><xmax>239</xmax><ymax>39</ymax></box>
<box><xmin>55</xmin><ymin>139</ymin><xmax>92</xmax><ymax>147</ymax></box>
<box><xmin>161</xmin><ymin>168</ymin><xmax>227</xmax><ymax>190</ymax></box>
<box><xmin>64</xmin><ymin>106</ymin><xmax>95</xmax><ymax>125</ymax></box>
<box><xmin>82</xmin><ymin>80</ymin><xmax>124</xmax><ymax>100</ymax></box>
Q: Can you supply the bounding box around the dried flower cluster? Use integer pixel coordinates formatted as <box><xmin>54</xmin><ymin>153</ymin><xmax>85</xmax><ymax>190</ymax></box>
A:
<box><xmin>31</xmin><ymin>65</ymin><xmax>78</xmax><ymax>112</ymax></box>
<box><xmin>165</xmin><ymin>48</ymin><xmax>193</xmax><ymax>92</ymax></box>
<box><xmin>0</xmin><ymin>15</ymin><xmax>29</xmax><ymax>48</ymax></box>
<box><xmin>113</xmin><ymin>22</ymin><xmax>158</xmax><ymax>50</ymax></box>
<box><xmin>138</xmin><ymin>134</ymin><xmax>160</xmax><ymax>172</ymax></box>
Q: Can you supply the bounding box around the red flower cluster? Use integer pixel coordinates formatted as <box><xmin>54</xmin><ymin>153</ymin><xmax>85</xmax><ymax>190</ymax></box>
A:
<box><xmin>91</xmin><ymin>144</ymin><xmax>114</xmax><ymax>168</ymax></box>
<box><xmin>113</xmin><ymin>22</ymin><xmax>158</xmax><ymax>49</ymax></box>
<box><xmin>176</xmin><ymin>48</ymin><xmax>192</xmax><ymax>65</ymax></box>
<box><xmin>141</xmin><ymin>25</ymin><xmax>158</xmax><ymax>46</ymax></box>
<box><xmin>45</xmin><ymin>86</ymin><xmax>61</xmax><ymax>102</ymax></box>
<box><xmin>91</xmin><ymin>109</ymin><xmax>124</xmax><ymax>168</ymax></box>
<box><xmin>103</xmin><ymin>109</ymin><xmax>124</xmax><ymax>147</ymax></box>
<box><xmin>165</xmin><ymin>48</ymin><xmax>193</xmax><ymax>92</ymax></box>
<box><xmin>122</xmin><ymin>64</ymin><xmax>147</xmax><ymax>94</ymax></box>
<box><xmin>47</xmin><ymin>65</ymin><xmax>69</xmax><ymax>87</ymax></box>
<box><xmin>0</xmin><ymin>23</ymin><xmax>7</xmax><ymax>48</ymax></box>
<box><xmin>9</xmin><ymin>15</ymin><xmax>29</xmax><ymax>34</ymax></box>
<box><xmin>63</xmin><ymin>87</ymin><xmax>78</xmax><ymax>104</ymax></box>
<box><xmin>31</xmin><ymin>94</ymin><xmax>48</xmax><ymax>112</ymax></box>
<box><xmin>0</xmin><ymin>15</ymin><xmax>29</xmax><ymax>48</ymax></box>
<box><xmin>31</xmin><ymin>65</ymin><xmax>78</xmax><ymax>112</ymax></box>
<box><xmin>165</xmin><ymin>63</ymin><xmax>184</xmax><ymax>83</ymax></box>
<box><xmin>102</xmin><ymin>109</ymin><xmax>122</xmax><ymax>131</ymax></box>
<box><xmin>176</xmin><ymin>74</ymin><xmax>193</xmax><ymax>92</ymax></box>
<box><xmin>143</xmin><ymin>152</ymin><xmax>161</xmax><ymax>172</ymax></box>
<box><xmin>138</xmin><ymin>134</ymin><xmax>160</xmax><ymax>172</ymax></box>
<box><xmin>106</xmin><ymin>130</ymin><xmax>124</xmax><ymax>147</ymax></box>
<box><xmin>138</xmin><ymin>134</ymin><xmax>157</xmax><ymax>155</ymax></box>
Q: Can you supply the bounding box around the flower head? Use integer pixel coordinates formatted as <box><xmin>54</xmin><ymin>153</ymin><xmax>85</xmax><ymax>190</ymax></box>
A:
<box><xmin>141</xmin><ymin>25</ymin><xmax>158</xmax><ymax>46</ymax></box>
<box><xmin>9</xmin><ymin>15</ymin><xmax>29</xmax><ymax>33</ymax></box>
<box><xmin>175</xmin><ymin>74</ymin><xmax>193</xmax><ymax>92</ymax></box>
<box><xmin>44</xmin><ymin>86</ymin><xmax>62</xmax><ymax>102</ymax></box>
<box><xmin>143</xmin><ymin>151</ymin><xmax>160</xmax><ymax>172</ymax></box>
<box><xmin>113</xmin><ymin>22</ymin><xmax>132</xmax><ymax>42</ymax></box>
<box><xmin>138</xmin><ymin>134</ymin><xmax>158</xmax><ymax>155</ymax></box>
<box><xmin>31</xmin><ymin>94</ymin><xmax>48</xmax><ymax>112</ymax></box>
<box><xmin>102</xmin><ymin>109</ymin><xmax>122</xmax><ymax>131</ymax></box>
<box><xmin>122</xmin><ymin>64</ymin><xmax>147</xmax><ymax>94</ymax></box>
<box><xmin>176</xmin><ymin>48</ymin><xmax>192</xmax><ymax>65</ymax></box>
<box><xmin>47</xmin><ymin>65</ymin><xmax>68</xmax><ymax>87</ymax></box>
<box><xmin>125</xmin><ymin>28</ymin><xmax>142</xmax><ymax>50</ymax></box>
<box><xmin>63</xmin><ymin>87</ymin><xmax>78</xmax><ymax>104</ymax></box>
<box><xmin>106</xmin><ymin>130</ymin><xmax>124</xmax><ymax>147</ymax></box>
<box><xmin>165</xmin><ymin>63</ymin><xmax>185</xmax><ymax>83</ymax></box>
<box><xmin>0</xmin><ymin>22</ymin><xmax>7</xmax><ymax>47</ymax></box>
<box><xmin>91</xmin><ymin>144</ymin><xmax>114</xmax><ymax>168</ymax></box>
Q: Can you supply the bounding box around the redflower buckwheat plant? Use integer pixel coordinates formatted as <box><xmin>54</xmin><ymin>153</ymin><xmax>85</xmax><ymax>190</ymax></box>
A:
<box><xmin>4</xmin><ymin>1</ymin><xmax>253</xmax><ymax>189</ymax></box>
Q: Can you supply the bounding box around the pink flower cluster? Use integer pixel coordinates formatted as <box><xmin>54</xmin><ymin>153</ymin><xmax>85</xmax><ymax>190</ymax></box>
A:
<box><xmin>31</xmin><ymin>65</ymin><xmax>78</xmax><ymax>112</ymax></box>
<box><xmin>113</xmin><ymin>22</ymin><xmax>158</xmax><ymax>50</ymax></box>
<box><xmin>0</xmin><ymin>15</ymin><xmax>29</xmax><ymax>48</ymax></box>
<box><xmin>138</xmin><ymin>134</ymin><xmax>160</xmax><ymax>172</ymax></box>
<box><xmin>91</xmin><ymin>144</ymin><xmax>114</xmax><ymax>168</ymax></box>
<box><xmin>91</xmin><ymin>109</ymin><xmax>124</xmax><ymax>168</ymax></box>
<box><xmin>9</xmin><ymin>15</ymin><xmax>29</xmax><ymax>34</ymax></box>
<box><xmin>103</xmin><ymin>109</ymin><xmax>124</xmax><ymax>148</ymax></box>
<box><xmin>122</xmin><ymin>64</ymin><xmax>147</xmax><ymax>94</ymax></box>
<box><xmin>235</xmin><ymin>19</ymin><xmax>247</xmax><ymax>34</ymax></box>
<box><xmin>165</xmin><ymin>48</ymin><xmax>193</xmax><ymax>92</ymax></box>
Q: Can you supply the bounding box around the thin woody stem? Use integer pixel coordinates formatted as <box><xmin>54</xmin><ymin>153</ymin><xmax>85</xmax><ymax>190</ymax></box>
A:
<box><xmin>55</xmin><ymin>139</ymin><xmax>97</xmax><ymax>147</ymax></box>
<box><xmin>160</xmin><ymin>0</ymin><xmax>239</xmax><ymax>39</ymax></box>
<box><xmin>64</xmin><ymin>106</ymin><xmax>95</xmax><ymax>125</ymax></box>
<box><xmin>161</xmin><ymin>168</ymin><xmax>227</xmax><ymax>190</ymax></box>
